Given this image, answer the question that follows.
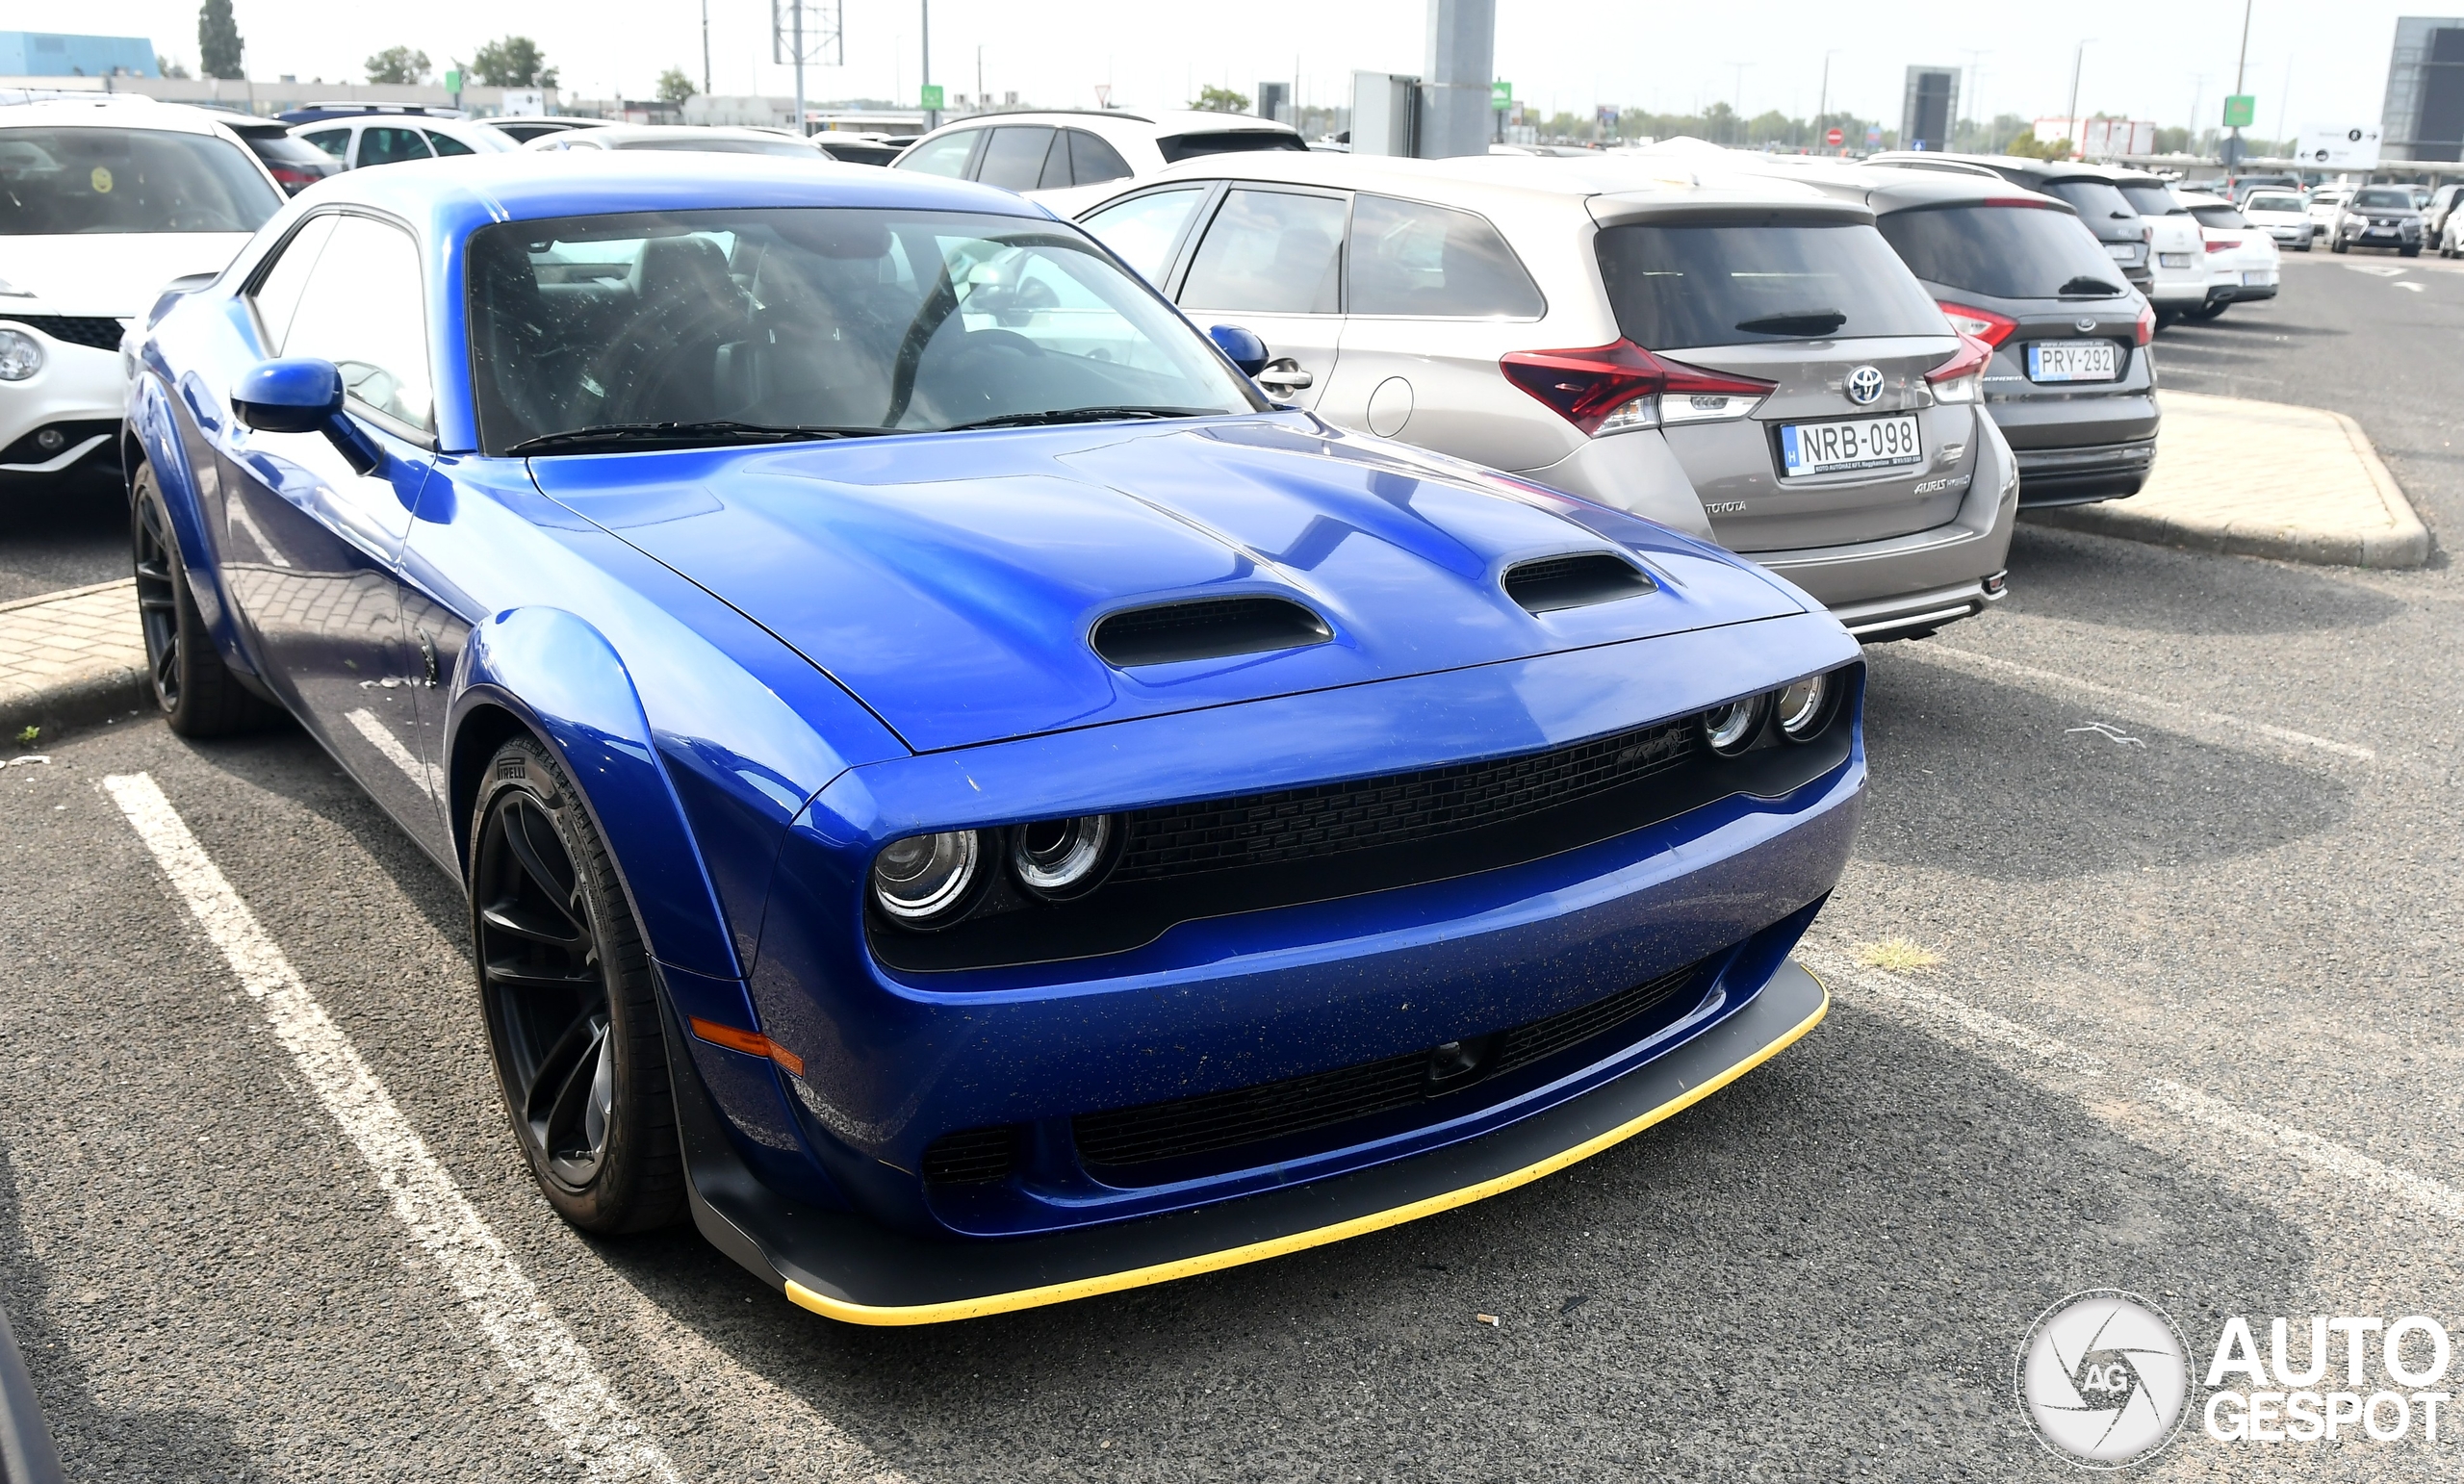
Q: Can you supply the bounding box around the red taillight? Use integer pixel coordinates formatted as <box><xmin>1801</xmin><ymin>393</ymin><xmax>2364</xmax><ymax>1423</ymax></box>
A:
<box><xmin>1936</xmin><ymin>300</ymin><xmax>2017</xmax><ymax>347</ymax></box>
<box><xmin>1925</xmin><ymin>333</ymin><xmax>1993</xmax><ymax>383</ymax></box>
<box><xmin>268</xmin><ymin>164</ymin><xmax>323</xmax><ymax>190</ymax></box>
<box><xmin>2133</xmin><ymin>299</ymin><xmax>2156</xmax><ymax>346</ymax></box>
<box><xmin>1499</xmin><ymin>340</ymin><xmax>1772</xmax><ymax>436</ymax></box>
<box><xmin>2204</xmin><ymin>238</ymin><xmax>2235</xmax><ymax>253</ymax></box>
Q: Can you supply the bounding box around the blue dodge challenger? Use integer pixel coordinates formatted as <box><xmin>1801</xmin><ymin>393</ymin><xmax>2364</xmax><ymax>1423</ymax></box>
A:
<box><xmin>122</xmin><ymin>153</ymin><xmax>1864</xmax><ymax>1322</ymax></box>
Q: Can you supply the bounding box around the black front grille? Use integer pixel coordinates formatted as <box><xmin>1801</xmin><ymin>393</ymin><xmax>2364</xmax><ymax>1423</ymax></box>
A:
<box><xmin>4</xmin><ymin>316</ymin><xmax>126</xmax><ymax>351</ymax></box>
<box><xmin>919</xmin><ymin>1125</ymin><xmax>1020</xmax><ymax>1184</ymax></box>
<box><xmin>1068</xmin><ymin>955</ymin><xmax>1711</xmax><ymax>1176</ymax></box>
<box><xmin>1114</xmin><ymin>719</ymin><xmax>1693</xmax><ymax>883</ymax></box>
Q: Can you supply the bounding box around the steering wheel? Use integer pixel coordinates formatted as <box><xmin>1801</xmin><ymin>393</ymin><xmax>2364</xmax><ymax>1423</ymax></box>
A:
<box><xmin>947</xmin><ymin>327</ymin><xmax>1045</xmax><ymax>359</ymax></box>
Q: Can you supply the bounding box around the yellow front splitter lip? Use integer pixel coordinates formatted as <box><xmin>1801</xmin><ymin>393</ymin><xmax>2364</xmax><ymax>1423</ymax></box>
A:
<box><xmin>689</xmin><ymin>961</ymin><xmax>1828</xmax><ymax>1326</ymax></box>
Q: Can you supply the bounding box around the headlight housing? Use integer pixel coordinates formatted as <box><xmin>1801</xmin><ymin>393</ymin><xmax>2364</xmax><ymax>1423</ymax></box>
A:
<box><xmin>870</xmin><ymin>830</ymin><xmax>982</xmax><ymax>926</ymax></box>
<box><xmin>1011</xmin><ymin>814</ymin><xmax>1116</xmax><ymax>898</ymax></box>
<box><xmin>0</xmin><ymin>328</ymin><xmax>42</xmax><ymax>382</ymax></box>
<box><xmin>1700</xmin><ymin>695</ymin><xmax>1768</xmax><ymax>755</ymax></box>
<box><xmin>1774</xmin><ymin>673</ymin><xmax>1838</xmax><ymax>742</ymax></box>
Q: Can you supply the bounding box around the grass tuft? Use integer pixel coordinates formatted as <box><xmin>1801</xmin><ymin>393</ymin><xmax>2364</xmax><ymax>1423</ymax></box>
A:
<box><xmin>1854</xmin><ymin>937</ymin><xmax>1942</xmax><ymax>974</ymax></box>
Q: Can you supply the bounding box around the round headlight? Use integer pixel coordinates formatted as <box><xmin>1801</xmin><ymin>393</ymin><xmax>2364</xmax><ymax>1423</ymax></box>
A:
<box><xmin>1701</xmin><ymin>695</ymin><xmax>1767</xmax><ymax>756</ymax></box>
<box><xmin>1775</xmin><ymin>673</ymin><xmax>1834</xmax><ymax>741</ymax></box>
<box><xmin>871</xmin><ymin>830</ymin><xmax>981</xmax><ymax>925</ymax></box>
<box><xmin>1012</xmin><ymin>814</ymin><xmax>1116</xmax><ymax>897</ymax></box>
<box><xmin>0</xmin><ymin>328</ymin><xmax>42</xmax><ymax>382</ymax></box>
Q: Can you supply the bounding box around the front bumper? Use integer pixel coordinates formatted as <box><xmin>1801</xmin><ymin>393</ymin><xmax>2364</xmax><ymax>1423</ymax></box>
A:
<box><xmin>0</xmin><ymin>325</ymin><xmax>125</xmax><ymax>479</ymax></box>
<box><xmin>672</xmin><ymin>953</ymin><xmax>1831</xmax><ymax>1324</ymax></box>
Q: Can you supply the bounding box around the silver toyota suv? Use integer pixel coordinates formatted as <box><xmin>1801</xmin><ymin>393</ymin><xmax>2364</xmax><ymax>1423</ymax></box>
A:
<box><xmin>1078</xmin><ymin>152</ymin><xmax>2017</xmax><ymax>640</ymax></box>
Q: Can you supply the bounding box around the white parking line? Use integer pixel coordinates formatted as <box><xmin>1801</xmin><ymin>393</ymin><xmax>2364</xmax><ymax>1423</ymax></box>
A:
<box><xmin>344</xmin><ymin>707</ymin><xmax>441</xmax><ymax>801</ymax></box>
<box><xmin>1910</xmin><ymin>645</ymin><xmax>2377</xmax><ymax>761</ymax></box>
<box><xmin>1805</xmin><ymin>949</ymin><xmax>2464</xmax><ymax>1227</ymax></box>
<box><xmin>101</xmin><ymin>772</ymin><xmax>679</xmax><ymax>1484</ymax></box>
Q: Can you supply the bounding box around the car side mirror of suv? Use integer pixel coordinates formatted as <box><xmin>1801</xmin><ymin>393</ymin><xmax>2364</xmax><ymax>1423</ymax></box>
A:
<box><xmin>234</xmin><ymin>357</ymin><xmax>382</xmax><ymax>474</ymax></box>
<box><xmin>1207</xmin><ymin>324</ymin><xmax>1270</xmax><ymax>377</ymax></box>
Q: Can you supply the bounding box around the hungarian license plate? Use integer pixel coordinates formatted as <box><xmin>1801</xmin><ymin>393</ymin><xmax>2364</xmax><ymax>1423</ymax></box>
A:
<box><xmin>2027</xmin><ymin>341</ymin><xmax>2120</xmax><ymax>383</ymax></box>
<box><xmin>2242</xmin><ymin>270</ymin><xmax>2275</xmax><ymax>286</ymax></box>
<box><xmin>2106</xmin><ymin>243</ymin><xmax>2139</xmax><ymax>262</ymax></box>
<box><xmin>1779</xmin><ymin>416</ymin><xmax>1921</xmax><ymax>477</ymax></box>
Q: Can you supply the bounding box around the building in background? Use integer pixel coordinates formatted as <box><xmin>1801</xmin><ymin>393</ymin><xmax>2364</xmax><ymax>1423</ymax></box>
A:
<box><xmin>2382</xmin><ymin>16</ymin><xmax>2464</xmax><ymax>161</ymax></box>
<box><xmin>1258</xmin><ymin>81</ymin><xmax>1291</xmax><ymax>126</ymax></box>
<box><xmin>1900</xmin><ymin>65</ymin><xmax>1959</xmax><ymax>152</ymax></box>
<box><xmin>0</xmin><ymin>32</ymin><xmax>156</xmax><ymax>78</ymax></box>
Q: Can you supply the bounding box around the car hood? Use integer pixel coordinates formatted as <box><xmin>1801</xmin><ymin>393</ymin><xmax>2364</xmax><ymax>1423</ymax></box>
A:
<box><xmin>528</xmin><ymin>415</ymin><xmax>1807</xmax><ymax>753</ymax></box>
<box><xmin>0</xmin><ymin>233</ymin><xmax>253</xmax><ymax>317</ymax></box>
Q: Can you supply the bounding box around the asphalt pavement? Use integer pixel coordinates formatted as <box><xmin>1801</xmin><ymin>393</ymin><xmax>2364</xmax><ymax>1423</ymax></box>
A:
<box><xmin>2</xmin><ymin>251</ymin><xmax>2459</xmax><ymax>1481</ymax></box>
<box><xmin>0</xmin><ymin>470</ymin><xmax>129</xmax><ymax>605</ymax></box>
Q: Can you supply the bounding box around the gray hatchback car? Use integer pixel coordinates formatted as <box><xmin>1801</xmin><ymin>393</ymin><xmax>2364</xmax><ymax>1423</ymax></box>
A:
<box><xmin>1758</xmin><ymin>161</ymin><xmax>2160</xmax><ymax>507</ymax></box>
<box><xmin>1080</xmin><ymin>152</ymin><xmax>2018</xmax><ymax>640</ymax></box>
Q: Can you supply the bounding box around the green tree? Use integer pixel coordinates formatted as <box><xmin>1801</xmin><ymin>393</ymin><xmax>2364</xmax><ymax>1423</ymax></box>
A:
<box><xmin>365</xmin><ymin>46</ymin><xmax>430</xmax><ymax>86</ymax></box>
<box><xmin>156</xmin><ymin>54</ymin><xmax>191</xmax><ymax>79</ymax></box>
<box><xmin>472</xmin><ymin>36</ymin><xmax>556</xmax><ymax>90</ymax></box>
<box><xmin>655</xmin><ymin>66</ymin><xmax>696</xmax><ymax>105</ymax></box>
<box><xmin>1190</xmin><ymin>84</ymin><xmax>1249</xmax><ymax>115</ymax></box>
<box><xmin>197</xmin><ymin>0</ymin><xmax>244</xmax><ymax>80</ymax></box>
<box><xmin>2006</xmin><ymin>130</ymin><xmax>2070</xmax><ymax>161</ymax></box>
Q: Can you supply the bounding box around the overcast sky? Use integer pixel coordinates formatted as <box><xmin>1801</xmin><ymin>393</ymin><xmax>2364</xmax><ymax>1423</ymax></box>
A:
<box><xmin>112</xmin><ymin>0</ymin><xmax>2420</xmax><ymax>135</ymax></box>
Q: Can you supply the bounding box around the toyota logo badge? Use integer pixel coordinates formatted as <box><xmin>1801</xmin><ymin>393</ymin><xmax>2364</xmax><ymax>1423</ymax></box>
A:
<box><xmin>1845</xmin><ymin>366</ymin><xmax>1885</xmax><ymax>405</ymax></box>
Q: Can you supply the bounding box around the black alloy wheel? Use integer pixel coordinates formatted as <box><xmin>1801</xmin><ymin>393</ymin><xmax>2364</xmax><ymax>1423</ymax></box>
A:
<box><xmin>130</xmin><ymin>460</ymin><xmax>279</xmax><ymax>736</ymax></box>
<box><xmin>472</xmin><ymin>735</ymin><xmax>685</xmax><ymax>1233</ymax></box>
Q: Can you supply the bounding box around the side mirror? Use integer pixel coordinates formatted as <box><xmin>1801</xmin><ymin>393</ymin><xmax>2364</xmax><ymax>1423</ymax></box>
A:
<box><xmin>1208</xmin><ymin>323</ymin><xmax>1270</xmax><ymax>378</ymax></box>
<box><xmin>234</xmin><ymin>357</ymin><xmax>381</xmax><ymax>473</ymax></box>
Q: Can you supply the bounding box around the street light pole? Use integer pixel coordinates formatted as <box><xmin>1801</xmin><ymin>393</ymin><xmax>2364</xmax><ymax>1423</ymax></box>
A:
<box><xmin>922</xmin><ymin>0</ymin><xmax>936</xmax><ymax>130</ymax></box>
<box><xmin>2066</xmin><ymin>40</ymin><xmax>2090</xmax><ymax>159</ymax></box>
<box><xmin>792</xmin><ymin>0</ymin><xmax>806</xmax><ymax>141</ymax></box>
<box><xmin>2227</xmin><ymin>0</ymin><xmax>2253</xmax><ymax>166</ymax></box>
<box><xmin>701</xmin><ymin>0</ymin><xmax>710</xmax><ymax>96</ymax></box>
<box><xmin>1815</xmin><ymin>50</ymin><xmax>1839</xmax><ymax>154</ymax></box>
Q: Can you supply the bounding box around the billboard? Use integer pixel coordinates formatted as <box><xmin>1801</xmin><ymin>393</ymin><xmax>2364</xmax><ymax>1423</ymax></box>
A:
<box><xmin>2031</xmin><ymin>117</ymin><xmax>2157</xmax><ymax>156</ymax></box>
<box><xmin>2297</xmin><ymin>122</ymin><xmax>2383</xmax><ymax>168</ymax></box>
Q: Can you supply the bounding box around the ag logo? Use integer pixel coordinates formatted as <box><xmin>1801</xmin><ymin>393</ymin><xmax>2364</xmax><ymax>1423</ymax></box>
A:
<box><xmin>2016</xmin><ymin>1291</ymin><xmax>2191</xmax><ymax>1469</ymax></box>
<box><xmin>1844</xmin><ymin>365</ymin><xmax>1885</xmax><ymax>405</ymax></box>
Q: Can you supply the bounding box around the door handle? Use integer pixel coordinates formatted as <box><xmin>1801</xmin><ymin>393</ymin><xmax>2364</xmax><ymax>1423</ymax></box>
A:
<box><xmin>1254</xmin><ymin>357</ymin><xmax>1313</xmax><ymax>393</ymax></box>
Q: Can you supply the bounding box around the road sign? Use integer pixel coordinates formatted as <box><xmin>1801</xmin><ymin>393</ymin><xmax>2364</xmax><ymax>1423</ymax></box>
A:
<box><xmin>2297</xmin><ymin>122</ymin><xmax>2381</xmax><ymax>169</ymax></box>
<box><xmin>1492</xmin><ymin>81</ymin><xmax>1511</xmax><ymax>109</ymax></box>
<box><xmin>443</xmin><ymin>69</ymin><xmax>462</xmax><ymax>95</ymax></box>
<box><xmin>1825</xmin><ymin>126</ymin><xmax>1844</xmax><ymax>145</ymax></box>
<box><xmin>919</xmin><ymin>84</ymin><xmax>944</xmax><ymax>110</ymax></box>
<box><xmin>2222</xmin><ymin>94</ymin><xmax>2255</xmax><ymax>129</ymax></box>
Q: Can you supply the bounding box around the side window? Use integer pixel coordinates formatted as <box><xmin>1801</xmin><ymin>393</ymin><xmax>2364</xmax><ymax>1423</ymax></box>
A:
<box><xmin>1348</xmin><ymin>194</ymin><xmax>1544</xmax><ymax>318</ymax></box>
<box><xmin>424</xmin><ymin>129</ymin><xmax>475</xmax><ymax>158</ymax></box>
<box><xmin>1066</xmin><ymin>130</ymin><xmax>1133</xmax><ymax>188</ymax></box>
<box><xmin>247</xmin><ymin>215</ymin><xmax>340</xmax><ymax>351</ymax></box>
<box><xmin>357</xmin><ymin>126</ymin><xmax>433</xmax><ymax>168</ymax></box>
<box><xmin>895</xmin><ymin>130</ymin><xmax>980</xmax><ymax>178</ymax></box>
<box><xmin>1036</xmin><ymin>134</ymin><xmax>1074</xmax><ymax>190</ymax></box>
<box><xmin>300</xmin><ymin>128</ymin><xmax>349</xmax><ymax>160</ymax></box>
<box><xmin>976</xmin><ymin>126</ymin><xmax>1057</xmax><ymax>191</ymax></box>
<box><xmin>1081</xmin><ymin>187</ymin><xmax>1209</xmax><ymax>284</ymax></box>
<box><xmin>282</xmin><ymin>216</ymin><xmax>434</xmax><ymax>433</ymax></box>
<box><xmin>1179</xmin><ymin>189</ymin><xmax>1346</xmax><ymax>314</ymax></box>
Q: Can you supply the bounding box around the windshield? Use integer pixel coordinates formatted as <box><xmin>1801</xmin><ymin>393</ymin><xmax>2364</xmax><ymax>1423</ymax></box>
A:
<box><xmin>467</xmin><ymin>207</ymin><xmax>1261</xmax><ymax>456</ymax></box>
<box><xmin>2117</xmin><ymin>183</ymin><xmax>2183</xmax><ymax>216</ymax></box>
<box><xmin>1593</xmin><ymin>221</ymin><xmax>1945</xmax><ymax>346</ymax></box>
<box><xmin>2352</xmin><ymin>189</ymin><xmax>2414</xmax><ymax>211</ymax></box>
<box><xmin>0</xmin><ymin>127</ymin><xmax>280</xmax><ymax>235</ymax></box>
<box><xmin>2245</xmin><ymin>193</ymin><xmax>2303</xmax><ymax>213</ymax></box>
<box><xmin>2189</xmin><ymin>204</ymin><xmax>2247</xmax><ymax>229</ymax></box>
<box><xmin>2044</xmin><ymin>180</ymin><xmax>2139</xmax><ymax>231</ymax></box>
<box><xmin>1877</xmin><ymin>204</ymin><xmax>2128</xmax><ymax>299</ymax></box>
<box><xmin>615</xmin><ymin>137</ymin><xmax>819</xmax><ymax>158</ymax></box>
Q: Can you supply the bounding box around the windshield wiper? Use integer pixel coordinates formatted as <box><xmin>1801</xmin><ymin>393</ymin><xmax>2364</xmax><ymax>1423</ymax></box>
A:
<box><xmin>2057</xmin><ymin>276</ymin><xmax>2125</xmax><ymax>296</ymax></box>
<box><xmin>1734</xmin><ymin>309</ymin><xmax>1847</xmax><ymax>336</ymax></box>
<box><xmin>941</xmin><ymin>406</ymin><xmax>1220</xmax><ymax>432</ymax></box>
<box><xmin>507</xmin><ymin>421</ymin><xmax>893</xmax><ymax>455</ymax></box>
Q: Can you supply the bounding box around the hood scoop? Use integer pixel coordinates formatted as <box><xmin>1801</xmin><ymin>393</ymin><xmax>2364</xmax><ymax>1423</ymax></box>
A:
<box><xmin>1502</xmin><ymin>552</ymin><xmax>1657</xmax><ymax>615</ymax></box>
<box><xmin>1092</xmin><ymin>596</ymin><xmax>1333</xmax><ymax>669</ymax></box>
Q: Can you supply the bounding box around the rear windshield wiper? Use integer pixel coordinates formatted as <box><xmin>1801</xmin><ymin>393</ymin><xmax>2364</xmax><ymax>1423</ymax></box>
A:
<box><xmin>507</xmin><ymin>421</ymin><xmax>893</xmax><ymax>455</ymax></box>
<box><xmin>2056</xmin><ymin>276</ymin><xmax>2125</xmax><ymax>297</ymax></box>
<box><xmin>1734</xmin><ymin>309</ymin><xmax>1847</xmax><ymax>337</ymax></box>
<box><xmin>941</xmin><ymin>405</ymin><xmax>1220</xmax><ymax>432</ymax></box>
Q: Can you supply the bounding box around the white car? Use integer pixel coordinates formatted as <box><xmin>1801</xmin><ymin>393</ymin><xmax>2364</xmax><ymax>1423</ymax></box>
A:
<box><xmin>2306</xmin><ymin>186</ymin><xmax>2353</xmax><ymax>241</ymax></box>
<box><xmin>890</xmin><ymin>109</ymin><xmax>1307</xmax><ymax>217</ymax></box>
<box><xmin>292</xmin><ymin>113</ymin><xmax>516</xmax><ymax>171</ymax></box>
<box><xmin>2176</xmin><ymin>192</ymin><xmax>2280</xmax><ymax>319</ymax></box>
<box><xmin>0</xmin><ymin>98</ymin><xmax>284</xmax><ymax>486</ymax></box>
<box><xmin>523</xmin><ymin>124</ymin><xmax>834</xmax><ymax>160</ymax></box>
<box><xmin>2115</xmin><ymin>174</ymin><xmax>2209</xmax><ymax>320</ymax></box>
<box><xmin>2239</xmin><ymin>189</ymin><xmax>2314</xmax><ymax>251</ymax></box>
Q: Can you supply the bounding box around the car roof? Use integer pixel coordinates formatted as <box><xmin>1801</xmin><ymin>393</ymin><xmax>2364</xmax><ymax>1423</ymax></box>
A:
<box><xmin>558</xmin><ymin>124</ymin><xmax>815</xmax><ymax>144</ymax></box>
<box><xmin>1125</xmin><ymin>146</ymin><xmax>1839</xmax><ymax>216</ymax></box>
<box><xmin>1873</xmin><ymin>150</ymin><xmax>2129</xmax><ymax>185</ymax></box>
<box><xmin>916</xmin><ymin>109</ymin><xmax>1300</xmax><ymax>140</ymax></box>
<box><xmin>2175</xmin><ymin>192</ymin><xmax>2233</xmax><ymax>207</ymax></box>
<box><xmin>282</xmin><ymin>148</ymin><xmax>1049</xmax><ymax>233</ymax></box>
<box><xmin>0</xmin><ymin>97</ymin><xmax>241</xmax><ymax>137</ymax></box>
<box><xmin>1700</xmin><ymin>153</ymin><xmax>2074</xmax><ymax>213</ymax></box>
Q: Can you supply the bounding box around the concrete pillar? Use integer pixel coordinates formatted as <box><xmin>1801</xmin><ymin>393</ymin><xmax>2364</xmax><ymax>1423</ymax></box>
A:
<box><xmin>1417</xmin><ymin>0</ymin><xmax>1495</xmax><ymax>158</ymax></box>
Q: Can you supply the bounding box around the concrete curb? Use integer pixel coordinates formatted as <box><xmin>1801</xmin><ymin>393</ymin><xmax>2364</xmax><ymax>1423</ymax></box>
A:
<box><xmin>0</xmin><ymin>577</ymin><xmax>152</xmax><ymax>742</ymax></box>
<box><xmin>2024</xmin><ymin>401</ymin><xmax>2432</xmax><ymax>570</ymax></box>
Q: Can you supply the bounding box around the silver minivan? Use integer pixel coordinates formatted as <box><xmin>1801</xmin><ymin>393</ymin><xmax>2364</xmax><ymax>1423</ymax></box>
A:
<box><xmin>1079</xmin><ymin>153</ymin><xmax>2016</xmax><ymax>640</ymax></box>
